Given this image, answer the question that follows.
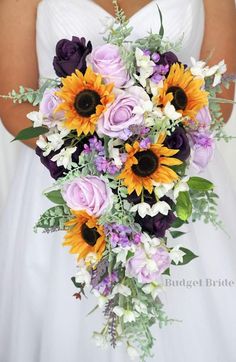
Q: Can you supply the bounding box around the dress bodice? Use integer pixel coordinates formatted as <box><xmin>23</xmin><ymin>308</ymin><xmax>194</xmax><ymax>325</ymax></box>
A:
<box><xmin>36</xmin><ymin>0</ymin><xmax>204</xmax><ymax>80</ymax></box>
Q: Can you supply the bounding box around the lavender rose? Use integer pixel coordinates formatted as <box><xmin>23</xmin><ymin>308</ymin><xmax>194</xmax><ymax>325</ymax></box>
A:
<box><xmin>126</xmin><ymin>246</ymin><xmax>171</xmax><ymax>283</ymax></box>
<box><xmin>39</xmin><ymin>88</ymin><xmax>64</xmax><ymax>125</ymax></box>
<box><xmin>91</xmin><ymin>44</ymin><xmax>130</xmax><ymax>87</ymax></box>
<box><xmin>62</xmin><ymin>176</ymin><xmax>113</xmax><ymax>217</ymax></box>
<box><xmin>196</xmin><ymin>106</ymin><xmax>212</xmax><ymax>129</ymax></box>
<box><xmin>189</xmin><ymin>131</ymin><xmax>215</xmax><ymax>172</ymax></box>
<box><xmin>97</xmin><ymin>87</ymin><xmax>148</xmax><ymax>140</ymax></box>
<box><xmin>53</xmin><ymin>36</ymin><xmax>92</xmax><ymax>77</ymax></box>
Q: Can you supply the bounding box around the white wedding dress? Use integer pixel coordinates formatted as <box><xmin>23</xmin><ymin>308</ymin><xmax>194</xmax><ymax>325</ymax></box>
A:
<box><xmin>0</xmin><ymin>1</ymin><xmax>236</xmax><ymax>362</ymax></box>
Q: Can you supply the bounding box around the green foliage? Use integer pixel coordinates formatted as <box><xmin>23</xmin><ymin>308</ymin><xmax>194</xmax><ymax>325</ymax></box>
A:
<box><xmin>171</xmin><ymin>247</ymin><xmax>198</xmax><ymax>266</ymax></box>
<box><xmin>1</xmin><ymin>79</ymin><xmax>60</xmax><ymax>106</ymax></box>
<box><xmin>190</xmin><ymin>189</ymin><xmax>224</xmax><ymax>229</ymax></box>
<box><xmin>188</xmin><ymin>177</ymin><xmax>214</xmax><ymax>191</ymax></box>
<box><xmin>176</xmin><ymin>191</ymin><xmax>192</xmax><ymax>221</ymax></box>
<box><xmin>35</xmin><ymin>205</ymin><xmax>71</xmax><ymax>230</ymax></box>
<box><xmin>170</xmin><ymin>230</ymin><xmax>186</xmax><ymax>239</ymax></box>
<box><xmin>44</xmin><ymin>189</ymin><xmax>65</xmax><ymax>205</ymax></box>
<box><xmin>13</xmin><ymin>126</ymin><xmax>48</xmax><ymax>141</ymax></box>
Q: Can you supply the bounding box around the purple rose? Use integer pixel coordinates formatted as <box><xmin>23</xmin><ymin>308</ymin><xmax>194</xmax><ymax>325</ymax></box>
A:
<box><xmin>39</xmin><ymin>88</ymin><xmax>64</xmax><ymax>125</ymax></box>
<box><xmin>62</xmin><ymin>176</ymin><xmax>113</xmax><ymax>217</ymax></box>
<box><xmin>126</xmin><ymin>246</ymin><xmax>171</xmax><ymax>283</ymax></box>
<box><xmin>35</xmin><ymin>138</ymin><xmax>88</xmax><ymax>180</ymax></box>
<box><xmin>164</xmin><ymin>127</ymin><xmax>191</xmax><ymax>161</ymax></box>
<box><xmin>189</xmin><ymin>131</ymin><xmax>215</xmax><ymax>172</ymax></box>
<box><xmin>158</xmin><ymin>51</ymin><xmax>179</xmax><ymax>68</ymax></box>
<box><xmin>91</xmin><ymin>44</ymin><xmax>130</xmax><ymax>87</ymax></box>
<box><xmin>97</xmin><ymin>87</ymin><xmax>148</xmax><ymax>139</ymax></box>
<box><xmin>53</xmin><ymin>36</ymin><xmax>92</xmax><ymax>77</ymax></box>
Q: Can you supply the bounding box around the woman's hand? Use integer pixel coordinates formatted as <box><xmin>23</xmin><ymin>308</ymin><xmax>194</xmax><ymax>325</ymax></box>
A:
<box><xmin>201</xmin><ymin>0</ymin><xmax>236</xmax><ymax>122</ymax></box>
<box><xmin>0</xmin><ymin>0</ymin><xmax>40</xmax><ymax>148</ymax></box>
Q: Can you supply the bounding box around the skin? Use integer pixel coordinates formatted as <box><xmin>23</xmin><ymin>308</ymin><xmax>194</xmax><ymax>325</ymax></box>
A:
<box><xmin>0</xmin><ymin>0</ymin><xmax>235</xmax><ymax>149</ymax></box>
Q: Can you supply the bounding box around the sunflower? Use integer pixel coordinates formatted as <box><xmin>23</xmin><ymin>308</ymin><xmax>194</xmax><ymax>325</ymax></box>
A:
<box><xmin>56</xmin><ymin>67</ymin><xmax>114</xmax><ymax>136</ymax></box>
<box><xmin>155</xmin><ymin>63</ymin><xmax>208</xmax><ymax>120</ymax></box>
<box><xmin>117</xmin><ymin>134</ymin><xmax>182</xmax><ymax>196</ymax></box>
<box><xmin>63</xmin><ymin>210</ymin><xmax>106</xmax><ymax>261</ymax></box>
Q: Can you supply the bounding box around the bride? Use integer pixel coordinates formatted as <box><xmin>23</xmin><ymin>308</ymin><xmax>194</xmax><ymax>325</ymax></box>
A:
<box><xmin>0</xmin><ymin>1</ymin><xmax>235</xmax><ymax>362</ymax></box>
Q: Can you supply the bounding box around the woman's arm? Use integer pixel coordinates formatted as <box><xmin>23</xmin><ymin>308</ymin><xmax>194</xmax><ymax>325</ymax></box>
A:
<box><xmin>0</xmin><ymin>0</ymin><xmax>40</xmax><ymax>148</ymax></box>
<box><xmin>201</xmin><ymin>0</ymin><xmax>236</xmax><ymax>121</ymax></box>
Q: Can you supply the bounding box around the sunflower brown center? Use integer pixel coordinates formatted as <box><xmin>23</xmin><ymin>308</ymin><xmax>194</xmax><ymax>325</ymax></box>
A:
<box><xmin>81</xmin><ymin>223</ymin><xmax>100</xmax><ymax>246</ymax></box>
<box><xmin>74</xmin><ymin>90</ymin><xmax>101</xmax><ymax>117</ymax></box>
<box><xmin>167</xmin><ymin>86</ymin><xmax>188</xmax><ymax>110</ymax></box>
<box><xmin>132</xmin><ymin>150</ymin><xmax>159</xmax><ymax>177</ymax></box>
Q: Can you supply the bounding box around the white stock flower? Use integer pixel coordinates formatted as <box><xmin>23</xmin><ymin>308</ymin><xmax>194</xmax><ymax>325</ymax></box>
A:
<box><xmin>36</xmin><ymin>136</ymin><xmax>54</xmax><ymax>157</ymax></box>
<box><xmin>134</xmin><ymin>48</ymin><xmax>155</xmax><ymax>87</ymax></box>
<box><xmin>170</xmin><ymin>245</ymin><xmax>186</xmax><ymax>264</ymax></box>
<box><xmin>132</xmin><ymin>298</ymin><xmax>148</xmax><ymax>315</ymax></box>
<box><xmin>212</xmin><ymin>60</ymin><xmax>227</xmax><ymax>87</ymax></box>
<box><xmin>51</xmin><ymin>146</ymin><xmax>77</xmax><ymax>169</ymax></box>
<box><xmin>154</xmin><ymin>182</ymin><xmax>174</xmax><ymax>199</ymax></box>
<box><xmin>173</xmin><ymin>176</ymin><xmax>189</xmax><ymax>200</ymax></box>
<box><xmin>27</xmin><ymin>111</ymin><xmax>44</xmax><ymax>127</ymax></box>
<box><xmin>108</xmin><ymin>139</ymin><xmax>123</xmax><ymax>167</ymax></box>
<box><xmin>75</xmin><ymin>261</ymin><xmax>91</xmax><ymax>286</ymax></box>
<box><xmin>163</xmin><ymin>102</ymin><xmax>182</xmax><ymax>121</ymax></box>
<box><xmin>112</xmin><ymin>284</ymin><xmax>131</xmax><ymax>297</ymax></box>
<box><xmin>127</xmin><ymin>344</ymin><xmax>140</xmax><ymax>360</ymax></box>
<box><xmin>93</xmin><ymin>290</ymin><xmax>108</xmax><ymax>308</ymax></box>
<box><xmin>113</xmin><ymin>307</ymin><xmax>137</xmax><ymax>323</ymax></box>
<box><xmin>131</xmin><ymin>201</ymin><xmax>170</xmax><ymax>218</ymax></box>
<box><xmin>142</xmin><ymin>282</ymin><xmax>162</xmax><ymax>299</ymax></box>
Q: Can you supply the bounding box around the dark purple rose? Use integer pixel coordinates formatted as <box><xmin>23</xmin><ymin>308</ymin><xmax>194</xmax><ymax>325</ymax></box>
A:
<box><xmin>164</xmin><ymin>127</ymin><xmax>191</xmax><ymax>161</ymax></box>
<box><xmin>53</xmin><ymin>36</ymin><xmax>92</xmax><ymax>77</ymax></box>
<box><xmin>128</xmin><ymin>192</ymin><xmax>176</xmax><ymax>238</ymax></box>
<box><xmin>135</xmin><ymin>208</ymin><xmax>176</xmax><ymax>238</ymax></box>
<box><xmin>157</xmin><ymin>51</ymin><xmax>179</xmax><ymax>68</ymax></box>
<box><xmin>35</xmin><ymin>137</ymin><xmax>89</xmax><ymax>180</ymax></box>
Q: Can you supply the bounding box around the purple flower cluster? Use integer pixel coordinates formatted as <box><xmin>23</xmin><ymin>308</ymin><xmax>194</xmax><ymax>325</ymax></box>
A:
<box><xmin>144</xmin><ymin>50</ymin><xmax>179</xmax><ymax>83</ymax></box>
<box><xmin>105</xmin><ymin>224</ymin><xmax>142</xmax><ymax>248</ymax></box>
<box><xmin>94</xmin><ymin>271</ymin><xmax>119</xmax><ymax>297</ymax></box>
<box><xmin>83</xmin><ymin>136</ymin><xmax>122</xmax><ymax>175</ymax></box>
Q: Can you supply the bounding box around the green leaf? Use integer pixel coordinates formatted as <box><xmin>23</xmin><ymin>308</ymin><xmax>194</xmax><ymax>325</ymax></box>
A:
<box><xmin>45</xmin><ymin>189</ymin><xmax>65</xmax><ymax>205</ymax></box>
<box><xmin>188</xmin><ymin>177</ymin><xmax>214</xmax><ymax>191</ymax></box>
<box><xmin>163</xmin><ymin>268</ymin><xmax>170</xmax><ymax>276</ymax></box>
<box><xmin>176</xmin><ymin>191</ymin><xmax>192</xmax><ymax>221</ymax></box>
<box><xmin>170</xmin><ymin>230</ymin><xmax>186</xmax><ymax>239</ymax></box>
<box><xmin>13</xmin><ymin>126</ymin><xmax>48</xmax><ymax>141</ymax></box>
<box><xmin>171</xmin><ymin>217</ymin><xmax>186</xmax><ymax>228</ymax></box>
<box><xmin>171</xmin><ymin>247</ymin><xmax>198</xmax><ymax>266</ymax></box>
<box><xmin>157</xmin><ymin>4</ymin><xmax>164</xmax><ymax>39</ymax></box>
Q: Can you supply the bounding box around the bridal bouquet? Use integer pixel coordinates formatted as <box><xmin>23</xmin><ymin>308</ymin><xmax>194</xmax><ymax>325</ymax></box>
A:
<box><xmin>3</xmin><ymin>4</ymin><xmax>234</xmax><ymax>361</ymax></box>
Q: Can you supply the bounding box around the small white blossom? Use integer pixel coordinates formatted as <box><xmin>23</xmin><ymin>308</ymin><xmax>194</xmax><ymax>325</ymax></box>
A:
<box><xmin>99</xmin><ymin>16</ymin><xmax>115</xmax><ymax>34</ymax></box>
<box><xmin>113</xmin><ymin>307</ymin><xmax>138</xmax><ymax>323</ymax></box>
<box><xmin>93</xmin><ymin>290</ymin><xmax>108</xmax><ymax>308</ymax></box>
<box><xmin>134</xmin><ymin>48</ymin><xmax>155</xmax><ymax>87</ymax></box>
<box><xmin>36</xmin><ymin>136</ymin><xmax>54</xmax><ymax>157</ymax></box>
<box><xmin>130</xmin><ymin>200</ymin><xmax>170</xmax><ymax>218</ymax></box>
<box><xmin>170</xmin><ymin>245</ymin><xmax>186</xmax><ymax>264</ymax></box>
<box><xmin>142</xmin><ymin>282</ymin><xmax>163</xmax><ymax>299</ymax></box>
<box><xmin>141</xmin><ymin>232</ymin><xmax>161</xmax><ymax>256</ymax></box>
<box><xmin>85</xmin><ymin>252</ymin><xmax>98</xmax><ymax>266</ymax></box>
<box><xmin>51</xmin><ymin>146</ymin><xmax>77</xmax><ymax>169</ymax></box>
<box><xmin>113</xmin><ymin>246</ymin><xmax>135</xmax><ymax>265</ymax></box>
<box><xmin>212</xmin><ymin>60</ymin><xmax>227</xmax><ymax>87</ymax></box>
<box><xmin>132</xmin><ymin>298</ymin><xmax>148</xmax><ymax>315</ymax></box>
<box><xmin>163</xmin><ymin>101</ymin><xmax>182</xmax><ymax>121</ymax></box>
<box><xmin>190</xmin><ymin>57</ymin><xmax>227</xmax><ymax>87</ymax></box>
<box><xmin>127</xmin><ymin>344</ymin><xmax>140</xmax><ymax>360</ymax></box>
<box><xmin>108</xmin><ymin>139</ymin><xmax>123</xmax><ymax>167</ymax></box>
<box><xmin>112</xmin><ymin>284</ymin><xmax>131</xmax><ymax>297</ymax></box>
<box><xmin>75</xmin><ymin>261</ymin><xmax>91</xmax><ymax>286</ymax></box>
<box><xmin>154</xmin><ymin>182</ymin><xmax>175</xmax><ymax>199</ymax></box>
<box><xmin>27</xmin><ymin>111</ymin><xmax>44</xmax><ymax>127</ymax></box>
<box><xmin>130</xmin><ymin>202</ymin><xmax>151</xmax><ymax>218</ymax></box>
<box><xmin>173</xmin><ymin>176</ymin><xmax>189</xmax><ymax>200</ymax></box>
